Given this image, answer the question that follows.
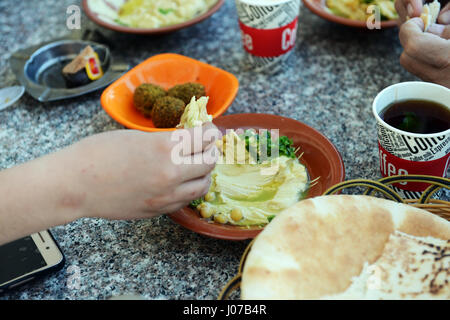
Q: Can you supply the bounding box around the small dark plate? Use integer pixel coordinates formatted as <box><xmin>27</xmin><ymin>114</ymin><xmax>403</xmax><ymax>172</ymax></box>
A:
<box><xmin>10</xmin><ymin>40</ymin><xmax>129</xmax><ymax>102</ymax></box>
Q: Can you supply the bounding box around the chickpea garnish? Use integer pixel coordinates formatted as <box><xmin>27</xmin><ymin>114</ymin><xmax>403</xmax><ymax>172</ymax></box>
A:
<box><xmin>197</xmin><ymin>202</ymin><xmax>206</xmax><ymax>210</ymax></box>
<box><xmin>204</xmin><ymin>192</ymin><xmax>215</xmax><ymax>202</ymax></box>
<box><xmin>200</xmin><ymin>205</ymin><xmax>214</xmax><ymax>219</ymax></box>
<box><xmin>214</xmin><ymin>213</ymin><xmax>228</xmax><ymax>224</ymax></box>
<box><xmin>230</xmin><ymin>208</ymin><xmax>243</xmax><ymax>221</ymax></box>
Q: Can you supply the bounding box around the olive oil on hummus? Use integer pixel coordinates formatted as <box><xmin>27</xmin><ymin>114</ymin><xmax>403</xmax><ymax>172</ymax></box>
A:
<box><xmin>195</xmin><ymin>130</ymin><xmax>309</xmax><ymax>226</ymax></box>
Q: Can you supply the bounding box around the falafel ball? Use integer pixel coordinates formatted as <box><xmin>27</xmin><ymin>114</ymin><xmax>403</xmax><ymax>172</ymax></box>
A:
<box><xmin>133</xmin><ymin>83</ymin><xmax>166</xmax><ymax>117</ymax></box>
<box><xmin>151</xmin><ymin>96</ymin><xmax>186</xmax><ymax>128</ymax></box>
<box><xmin>167</xmin><ymin>82</ymin><xmax>206</xmax><ymax>105</ymax></box>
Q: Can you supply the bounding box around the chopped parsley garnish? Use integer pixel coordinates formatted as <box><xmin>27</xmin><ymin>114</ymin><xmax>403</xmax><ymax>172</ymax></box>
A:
<box><xmin>242</xmin><ymin>130</ymin><xmax>297</xmax><ymax>163</ymax></box>
<box><xmin>277</xmin><ymin>135</ymin><xmax>297</xmax><ymax>159</ymax></box>
<box><xmin>189</xmin><ymin>198</ymin><xmax>204</xmax><ymax>208</ymax></box>
<box><xmin>159</xmin><ymin>8</ymin><xmax>174</xmax><ymax>15</ymax></box>
<box><xmin>114</xmin><ymin>18</ymin><xmax>129</xmax><ymax>27</ymax></box>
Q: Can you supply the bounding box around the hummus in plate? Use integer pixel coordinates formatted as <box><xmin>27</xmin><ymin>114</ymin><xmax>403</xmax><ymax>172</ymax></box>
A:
<box><xmin>195</xmin><ymin>130</ymin><xmax>309</xmax><ymax>226</ymax></box>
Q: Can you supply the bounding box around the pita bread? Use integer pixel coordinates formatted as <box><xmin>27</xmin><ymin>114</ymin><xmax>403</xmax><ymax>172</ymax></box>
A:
<box><xmin>420</xmin><ymin>0</ymin><xmax>440</xmax><ymax>31</ymax></box>
<box><xmin>240</xmin><ymin>195</ymin><xmax>450</xmax><ymax>300</ymax></box>
<box><xmin>323</xmin><ymin>231</ymin><xmax>449</xmax><ymax>299</ymax></box>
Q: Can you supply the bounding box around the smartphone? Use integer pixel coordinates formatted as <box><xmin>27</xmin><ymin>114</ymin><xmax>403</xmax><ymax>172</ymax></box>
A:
<box><xmin>0</xmin><ymin>230</ymin><xmax>65</xmax><ymax>293</ymax></box>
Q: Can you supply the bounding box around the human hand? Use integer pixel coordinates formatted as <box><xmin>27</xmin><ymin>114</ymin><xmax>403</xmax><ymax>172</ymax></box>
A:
<box><xmin>438</xmin><ymin>2</ymin><xmax>450</xmax><ymax>24</ymax></box>
<box><xmin>0</xmin><ymin>123</ymin><xmax>220</xmax><ymax>245</ymax></box>
<box><xmin>398</xmin><ymin>17</ymin><xmax>450</xmax><ymax>88</ymax></box>
<box><xmin>395</xmin><ymin>0</ymin><xmax>450</xmax><ymax>24</ymax></box>
<box><xmin>395</xmin><ymin>0</ymin><xmax>422</xmax><ymax>23</ymax></box>
<box><xmin>67</xmin><ymin>122</ymin><xmax>220</xmax><ymax>220</ymax></box>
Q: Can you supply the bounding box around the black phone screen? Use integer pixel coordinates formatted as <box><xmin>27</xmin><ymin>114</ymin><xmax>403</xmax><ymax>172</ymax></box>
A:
<box><xmin>0</xmin><ymin>236</ymin><xmax>47</xmax><ymax>284</ymax></box>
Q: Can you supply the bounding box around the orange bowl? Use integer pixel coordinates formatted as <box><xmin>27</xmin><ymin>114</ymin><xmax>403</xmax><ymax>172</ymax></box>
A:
<box><xmin>302</xmin><ymin>0</ymin><xmax>398</xmax><ymax>29</ymax></box>
<box><xmin>100</xmin><ymin>53</ymin><xmax>239</xmax><ymax>132</ymax></box>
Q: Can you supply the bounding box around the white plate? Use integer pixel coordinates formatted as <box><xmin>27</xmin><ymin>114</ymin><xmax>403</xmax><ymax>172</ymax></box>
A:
<box><xmin>0</xmin><ymin>86</ymin><xmax>25</xmax><ymax>111</ymax></box>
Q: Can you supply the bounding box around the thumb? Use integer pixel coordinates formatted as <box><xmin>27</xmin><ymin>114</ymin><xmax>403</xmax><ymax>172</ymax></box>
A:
<box><xmin>405</xmin><ymin>0</ymin><xmax>423</xmax><ymax>18</ymax></box>
<box><xmin>438</xmin><ymin>2</ymin><xmax>450</xmax><ymax>25</ymax></box>
<box><xmin>407</xmin><ymin>16</ymin><xmax>425</xmax><ymax>31</ymax></box>
<box><xmin>427</xmin><ymin>23</ymin><xmax>450</xmax><ymax>39</ymax></box>
<box><xmin>399</xmin><ymin>18</ymin><xmax>425</xmax><ymax>49</ymax></box>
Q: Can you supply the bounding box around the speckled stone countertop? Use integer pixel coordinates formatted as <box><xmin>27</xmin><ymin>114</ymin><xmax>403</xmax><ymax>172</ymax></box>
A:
<box><xmin>0</xmin><ymin>0</ymin><xmax>420</xmax><ymax>299</ymax></box>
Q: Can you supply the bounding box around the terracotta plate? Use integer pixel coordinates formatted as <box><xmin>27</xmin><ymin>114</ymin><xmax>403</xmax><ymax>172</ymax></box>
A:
<box><xmin>82</xmin><ymin>0</ymin><xmax>225</xmax><ymax>35</ymax></box>
<box><xmin>302</xmin><ymin>0</ymin><xmax>398</xmax><ymax>29</ymax></box>
<box><xmin>169</xmin><ymin>113</ymin><xmax>345</xmax><ymax>240</ymax></box>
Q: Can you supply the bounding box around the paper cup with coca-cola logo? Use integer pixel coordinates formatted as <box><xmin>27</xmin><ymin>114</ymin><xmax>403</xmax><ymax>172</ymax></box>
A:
<box><xmin>235</xmin><ymin>0</ymin><xmax>300</xmax><ymax>73</ymax></box>
<box><xmin>373</xmin><ymin>81</ymin><xmax>450</xmax><ymax>199</ymax></box>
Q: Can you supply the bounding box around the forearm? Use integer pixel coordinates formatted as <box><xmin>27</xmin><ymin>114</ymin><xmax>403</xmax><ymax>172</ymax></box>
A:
<box><xmin>0</xmin><ymin>149</ymin><xmax>85</xmax><ymax>245</ymax></box>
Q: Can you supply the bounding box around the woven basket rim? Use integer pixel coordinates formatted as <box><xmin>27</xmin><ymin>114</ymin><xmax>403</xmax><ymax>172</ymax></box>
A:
<box><xmin>218</xmin><ymin>174</ymin><xmax>450</xmax><ymax>300</ymax></box>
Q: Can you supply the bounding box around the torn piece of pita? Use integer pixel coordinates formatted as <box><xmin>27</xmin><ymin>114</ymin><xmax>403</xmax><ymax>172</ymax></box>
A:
<box><xmin>420</xmin><ymin>0</ymin><xmax>441</xmax><ymax>31</ymax></box>
<box><xmin>176</xmin><ymin>96</ymin><xmax>212</xmax><ymax>128</ymax></box>
<box><xmin>323</xmin><ymin>231</ymin><xmax>449</xmax><ymax>299</ymax></box>
<box><xmin>240</xmin><ymin>195</ymin><xmax>450</xmax><ymax>300</ymax></box>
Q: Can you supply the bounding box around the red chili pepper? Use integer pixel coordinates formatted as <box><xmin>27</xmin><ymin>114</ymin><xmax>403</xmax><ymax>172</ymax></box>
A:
<box><xmin>89</xmin><ymin>57</ymin><xmax>99</xmax><ymax>75</ymax></box>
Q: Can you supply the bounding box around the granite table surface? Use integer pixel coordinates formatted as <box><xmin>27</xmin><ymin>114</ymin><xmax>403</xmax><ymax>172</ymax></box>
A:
<box><xmin>0</xmin><ymin>0</ymin><xmax>420</xmax><ymax>299</ymax></box>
